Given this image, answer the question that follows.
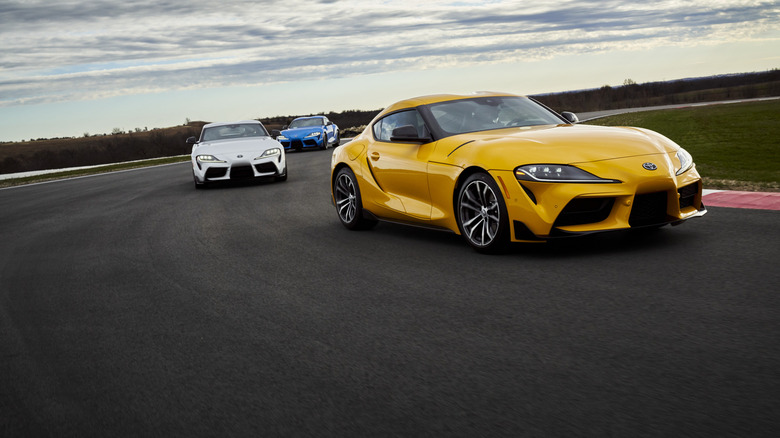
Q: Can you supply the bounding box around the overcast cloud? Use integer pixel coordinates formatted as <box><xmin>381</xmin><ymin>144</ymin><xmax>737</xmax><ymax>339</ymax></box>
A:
<box><xmin>1</xmin><ymin>0</ymin><xmax>778</xmax><ymax>108</ymax></box>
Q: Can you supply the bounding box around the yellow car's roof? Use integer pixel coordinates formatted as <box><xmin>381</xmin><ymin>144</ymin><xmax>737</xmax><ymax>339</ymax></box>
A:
<box><xmin>382</xmin><ymin>91</ymin><xmax>523</xmax><ymax>114</ymax></box>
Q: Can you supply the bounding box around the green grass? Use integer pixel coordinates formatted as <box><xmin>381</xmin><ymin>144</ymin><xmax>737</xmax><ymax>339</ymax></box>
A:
<box><xmin>585</xmin><ymin>99</ymin><xmax>780</xmax><ymax>191</ymax></box>
<box><xmin>0</xmin><ymin>155</ymin><xmax>190</xmax><ymax>188</ymax></box>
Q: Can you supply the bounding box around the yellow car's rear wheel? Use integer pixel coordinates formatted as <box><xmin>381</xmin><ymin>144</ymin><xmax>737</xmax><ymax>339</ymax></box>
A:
<box><xmin>457</xmin><ymin>172</ymin><xmax>509</xmax><ymax>253</ymax></box>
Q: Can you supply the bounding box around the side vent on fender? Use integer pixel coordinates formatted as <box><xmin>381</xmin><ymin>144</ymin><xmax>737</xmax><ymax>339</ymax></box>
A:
<box><xmin>365</xmin><ymin>157</ymin><xmax>384</xmax><ymax>191</ymax></box>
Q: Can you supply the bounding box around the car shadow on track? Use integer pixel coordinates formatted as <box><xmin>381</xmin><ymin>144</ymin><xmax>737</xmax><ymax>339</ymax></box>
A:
<box><xmin>523</xmin><ymin>226</ymin><xmax>700</xmax><ymax>258</ymax></box>
<box><xmin>195</xmin><ymin>177</ymin><xmax>283</xmax><ymax>190</ymax></box>
<box><xmin>362</xmin><ymin>221</ymin><xmax>468</xmax><ymax>249</ymax></box>
<box><xmin>366</xmin><ymin>221</ymin><xmax>701</xmax><ymax>257</ymax></box>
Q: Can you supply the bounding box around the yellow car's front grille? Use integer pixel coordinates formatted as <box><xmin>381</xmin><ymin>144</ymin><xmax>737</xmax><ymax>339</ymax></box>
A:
<box><xmin>553</xmin><ymin>198</ymin><xmax>615</xmax><ymax>227</ymax></box>
<box><xmin>678</xmin><ymin>182</ymin><xmax>699</xmax><ymax>209</ymax></box>
<box><xmin>629</xmin><ymin>191</ymin><xmax>669</xmax><ymax>227</ymax></box>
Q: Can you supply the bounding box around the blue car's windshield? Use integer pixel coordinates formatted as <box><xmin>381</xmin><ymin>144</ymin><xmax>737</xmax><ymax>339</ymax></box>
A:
<box><xmin>427</xmin><ymin>96</ymin><xmax>563</xmax><ymax>135</ymax></box>
<box><xmin>201</xmin><ymin>124</ymin><xmax>268</xmax><ymax>142</ymax></box>
<box><xmin>289</xmin><ymin>118</ymin><xmax>324</xmax><ymax>129</ymax></box>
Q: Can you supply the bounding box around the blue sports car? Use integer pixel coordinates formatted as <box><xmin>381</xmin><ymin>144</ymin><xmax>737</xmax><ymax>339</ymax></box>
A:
<box><xmin>277</xmin><ymin>116</ymin><xmax>340</xmax><ymax>151</ymax></box>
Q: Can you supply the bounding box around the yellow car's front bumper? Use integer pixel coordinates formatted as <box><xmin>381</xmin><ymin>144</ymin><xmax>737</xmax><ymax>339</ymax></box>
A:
<box><xmin>491</xmin><ymin>157</ymin><xmax>707</xmax><ymax>242</ymax></box>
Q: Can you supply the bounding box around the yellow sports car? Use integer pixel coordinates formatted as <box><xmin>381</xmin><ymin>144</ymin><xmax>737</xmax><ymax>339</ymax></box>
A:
<box><xmin>330</xmin><ymin>92</ymin><xmax>707</xmax><ymax>252</ymax></box>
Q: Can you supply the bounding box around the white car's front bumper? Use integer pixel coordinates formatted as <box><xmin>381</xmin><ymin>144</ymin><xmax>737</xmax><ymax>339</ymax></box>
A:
<box><xmin>192</xmin><ymin>153</ymin><xmax>286</xmax><ymax>184</ymax></box>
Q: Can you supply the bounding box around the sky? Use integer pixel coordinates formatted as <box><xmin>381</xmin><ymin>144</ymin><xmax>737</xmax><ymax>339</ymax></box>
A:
<box><xmin>0</xmin><ymin>0</ymin><xmax>778</xmax><ymax>142</ymax></box>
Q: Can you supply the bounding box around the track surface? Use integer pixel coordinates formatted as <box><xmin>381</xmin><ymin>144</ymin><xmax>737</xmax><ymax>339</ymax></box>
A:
<box><xmin>1</xmin><ymin>150</ymin><xmax>779</xmax><ymax>437</ymax></box>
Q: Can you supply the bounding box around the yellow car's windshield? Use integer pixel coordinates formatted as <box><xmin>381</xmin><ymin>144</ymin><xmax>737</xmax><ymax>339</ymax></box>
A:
<box><xmin>427</xmin><ymin>96</ymin><xmax>563</xmax><ymax>135</ymax></box>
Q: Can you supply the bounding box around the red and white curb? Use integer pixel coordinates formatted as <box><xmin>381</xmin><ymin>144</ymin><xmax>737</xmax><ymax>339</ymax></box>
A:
<box><xmin>703</xmin><ymin>190</ymin><xmax>780</xmax><ymax>211</ymax></box>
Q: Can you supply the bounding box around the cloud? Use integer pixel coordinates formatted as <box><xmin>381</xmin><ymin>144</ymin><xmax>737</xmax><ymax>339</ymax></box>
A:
<box><xmin>0</xmin><ymin>0</ymin><xmax>777</xmax><ymax>107</ymax></box>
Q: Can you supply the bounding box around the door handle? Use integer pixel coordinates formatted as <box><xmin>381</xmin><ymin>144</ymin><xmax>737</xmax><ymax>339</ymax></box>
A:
<box><xmin>370</xmin><ymin>152</ymin><xmax>380</xmax><ymax>161</ymax></box>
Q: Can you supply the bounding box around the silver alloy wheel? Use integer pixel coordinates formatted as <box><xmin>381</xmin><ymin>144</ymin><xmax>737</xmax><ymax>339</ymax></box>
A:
<box><xmin>335</xmin><ymin>172</ymin><xmax>357</xmax><ymax>224</ymax></box>
<box><xmin>458</xmin><ymin>179</ymin><xmax>501</xmax><ymax>246</ymax></box>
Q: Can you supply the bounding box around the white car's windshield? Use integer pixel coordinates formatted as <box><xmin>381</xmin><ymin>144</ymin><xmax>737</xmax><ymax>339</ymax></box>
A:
<box><xmin>201</xmin><ymin>124</ymin><xmax>267</xmax><ymax>142</ymax></box>
<box><xmin>428</xmin><ymin>96</ymin><xmax>563</xmax><ymax>135</ymax></box>
<box><xmin>289</xmin><ymin>118</ymin><xmax>324</xmax><ymax>128</ymax></box>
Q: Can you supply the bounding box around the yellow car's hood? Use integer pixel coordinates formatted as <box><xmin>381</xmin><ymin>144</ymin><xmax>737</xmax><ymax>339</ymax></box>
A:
<box><xmin>439</xmin><ymin>124</ymin><xmax>679</xmax><ymax>167</ymax></box>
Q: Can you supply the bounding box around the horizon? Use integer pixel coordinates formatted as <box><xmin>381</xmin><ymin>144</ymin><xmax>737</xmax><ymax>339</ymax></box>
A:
<box><xmin>5</xmin><ymin>70</ymin><xmax>777</xmax><ymax>142</ymax></box>
<box><xmin>1</xmin><ymin>0</ymin><xmax>778</xmax><ymax>142</ymax></box>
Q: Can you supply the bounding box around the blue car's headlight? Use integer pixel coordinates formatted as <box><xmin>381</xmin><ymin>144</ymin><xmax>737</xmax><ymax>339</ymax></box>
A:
<box><xmin>277</xmin><ymin>135</ymin><xmax>288</xmax><ymax>141</ymax></box>
<box><xmin>515</xmin><ymin>164</ymin><xmax>619</xmax><ymax>183</ymax></box>
<box><xmin>305</xmin><ymin>131</ymin><xmax>321</xmax><ymax>138</ymax></box>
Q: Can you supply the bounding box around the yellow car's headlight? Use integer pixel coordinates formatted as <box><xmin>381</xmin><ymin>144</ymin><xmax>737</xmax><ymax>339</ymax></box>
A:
<box><xmin>515</xmin><ymin>164</ymin><xmax>619</xmax><ymax>183</ymax></box>
<box><xmin>675</xmin><ymin>148</ymin><xmax>694</xmax><ymax>176</ymax></box>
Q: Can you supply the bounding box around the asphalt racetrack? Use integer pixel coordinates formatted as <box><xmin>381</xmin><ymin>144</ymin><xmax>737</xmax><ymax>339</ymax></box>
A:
<box><xmin>1</xmin><ymin>149</ymin><xmax>779</xmax><ymax>437</ymax></box>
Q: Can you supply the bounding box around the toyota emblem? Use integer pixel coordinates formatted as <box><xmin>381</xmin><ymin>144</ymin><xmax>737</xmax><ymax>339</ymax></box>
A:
<box><xmin>237</xmin><ymin>154</ymin><xmax>244</xmax><ymax>158</ymax></box>
<box><xmin>642</xmin><ymin>162</ymin><xmax>657</xmax><ymax>171</ymax></box>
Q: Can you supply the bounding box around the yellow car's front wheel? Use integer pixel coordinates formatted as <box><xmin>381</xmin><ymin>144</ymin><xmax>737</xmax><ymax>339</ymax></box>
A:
<box><xmin>334</xmin><ymin>167</ymin><xmax>377</xmax><ymax>231</ymax></box>
<box><xmin>457</xmin><ymin>172</ymin><xmax>509</xmax><ymax>253</ymax></box>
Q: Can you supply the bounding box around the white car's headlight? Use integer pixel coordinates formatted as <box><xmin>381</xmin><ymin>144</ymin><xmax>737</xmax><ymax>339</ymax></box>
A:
<box><xmin>305</xmin><ymin>131</ymin><xmax>321</xmax><ymax>138</ymax></box>
<box><xmin>515</xmin><ymin>164</ymin><xmax>619</xmax><ymax>183</ymax></box>
<box><xmin>256</xmin><ymin>148</ymin><xmax>281</xmax><ymax>160</ymax></box>
<box><xmin>277</xmin><ymin>135</ymin><xmax>288</xmax><ymax>141</ymax></box>
<box><xmin>196</xmin><ymin>154</ymin><xmax>226</xmax><ymax>163</ymax></box>
<box><xmin>675</xmin><ymin>148</ymin><xmax>694</xmax><ymax>176</ymax></box>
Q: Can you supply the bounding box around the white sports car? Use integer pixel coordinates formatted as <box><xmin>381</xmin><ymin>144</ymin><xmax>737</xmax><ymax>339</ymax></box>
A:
<box><xmin>188</xmin><ymin>120</ymin><xmax>287</xmax><ymax>189</ymax></box>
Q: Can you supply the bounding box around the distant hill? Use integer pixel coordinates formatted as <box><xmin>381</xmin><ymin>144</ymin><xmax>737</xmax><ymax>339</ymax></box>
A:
<box><xmin>1</xmin><ymin>69</ymin><xmax>777</xmax><ymax>174</ymax></box>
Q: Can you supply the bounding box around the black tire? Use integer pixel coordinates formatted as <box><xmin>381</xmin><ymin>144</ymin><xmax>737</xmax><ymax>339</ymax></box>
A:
<box><xmin>333</xmin><ymin>167</ymin><xmax>377</xmax><ymax>230</ymax></box>
<box><xmin>333</xmin><ymin>130</ymin><xmax>340</xmax><ymax>147</ymax></box>
<box><xmin>321</xmin><ymin>133</ymin><xmax>328</xmax><ymax>150</ymax></box>
<box><xmin>456</xmin><ymin>172</ymin><xmax>509</xmax><ymax>253</ymax></box>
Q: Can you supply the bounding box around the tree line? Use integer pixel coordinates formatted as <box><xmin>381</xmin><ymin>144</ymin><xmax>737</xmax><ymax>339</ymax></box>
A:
<box><xmin>532</xmin><ymin>70</ymin><xmax>780</xmax><ymax>113</ymax></box>
<box><xmin>0</xmin><ymin>125</ymin><xmax>204</xmax><ymax>174</ymax></box>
